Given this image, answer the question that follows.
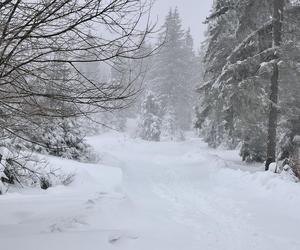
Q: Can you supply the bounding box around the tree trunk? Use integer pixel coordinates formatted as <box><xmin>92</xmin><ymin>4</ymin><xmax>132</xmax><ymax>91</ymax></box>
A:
<box><xmin>265</xmin><ymin>0</ymin><xmax>284</xmax><ymax>171</ymax></box>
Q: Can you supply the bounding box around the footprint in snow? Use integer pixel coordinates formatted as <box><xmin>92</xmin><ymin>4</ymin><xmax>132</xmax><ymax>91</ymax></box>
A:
<box><xmin>108</xmin><ymin>231</ymin><xmax>139</xmax><ymax>245</ymax></box>
<box><xmin>85</xmin><ymin>199</ymin><xmax>96</xmax><ymax>209</ymax></box>
<box><xmin>84</xmin><ymin>193</ymin><xmax>107</xmax><ymax>209</ymax></box>
<box><xmin>84</xmin><ymin>192</ymin><xmax>127</xmax><ymax>209</ymax></box>
<box><xmin>47</xmin><ymin>217</ymin><xmax>89</xmax><ymax>233</ymax></box>
<box><xmin>96</xmin><ymin>192</ymin><xmax>126</xmax><ymax>201</ymax></box>
<box><xmin>86</xmin><ymin>199</ymin><xmax>96</xmax><ymax>204</ymax></box>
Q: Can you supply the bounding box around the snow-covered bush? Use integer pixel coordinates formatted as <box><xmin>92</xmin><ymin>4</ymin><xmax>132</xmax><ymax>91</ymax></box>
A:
<box><xmin>17</xmin><ymin>118</ymin><xmax>97</xmax><ymax>163</ymax></box>
<box><xmin>0</xmin><ymin>147</ymin><xmax>75</xmax><ymax>194</ymax></box>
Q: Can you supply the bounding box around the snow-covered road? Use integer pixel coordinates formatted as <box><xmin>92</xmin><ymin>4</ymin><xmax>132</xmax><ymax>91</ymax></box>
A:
<box><xmin>1</xmin><ymin>132</ymin><xmax>300</xmax><ymax>250</ymax></box>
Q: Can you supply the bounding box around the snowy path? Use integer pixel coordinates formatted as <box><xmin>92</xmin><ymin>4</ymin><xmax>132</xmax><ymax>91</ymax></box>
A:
<box><xmin>1</xmin><ymin>132</ymin><xmax>300</xmax><ymax>250</ymax></box>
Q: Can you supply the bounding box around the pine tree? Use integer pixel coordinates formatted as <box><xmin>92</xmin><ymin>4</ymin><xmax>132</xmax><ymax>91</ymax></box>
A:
<box><xmin>196</xmin><ymin>0</ymin><xmax>239</xmax><ymax>148</ymax></box>
<box><xmin>196</xmin><ymin>0</ymin><xmax>300</xmax><ymax>166</ymax></box>
<box><xmin>161</xmin><ymin>105</ymin><xmax>177</xmax><ymax>141</ymax></box>
<box><xmin>137</xmin><ymin>92</ymin><xmax>162</xmax><ymax>141</ymax></box>
<box><xmin>150</xmin><ymin>9</ymin><xmax>197</xmax><ymax>138</ymax></box>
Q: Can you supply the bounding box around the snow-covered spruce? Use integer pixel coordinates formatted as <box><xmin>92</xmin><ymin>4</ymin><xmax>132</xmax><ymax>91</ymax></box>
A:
<box><xmin>17</xmin><ymin>118</ymin><xmax>97</xmax><ymax>163</ymax></box>
<box><xmin>195</xmin><ymin>0</ymin><xmax>300</xmax><ymax>165</ymax></box>
<box><xmin>147</xmin><ymin>9</ymin><xmax>199</xmax><ymax>137</ymax></box>
<box><xmin>0</xmin><ymin>117</ymin><xmax>97</xmax><ymax>192</ymax></box>
<box><xmin>137</xmin><ymin>92</ymin><xmax>162</xmax><ymax>141</ymax></box>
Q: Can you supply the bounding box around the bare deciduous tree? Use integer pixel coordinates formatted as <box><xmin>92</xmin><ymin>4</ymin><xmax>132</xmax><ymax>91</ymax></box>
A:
<box><xmin>0</xmin><ymin>1</ymin><xmax>156</xmax><ymax>189</ymax></box>
<box><xmin>0</xmin><ymin>0</ymin><xmax>156</xmax><ymax>138</ymax></box>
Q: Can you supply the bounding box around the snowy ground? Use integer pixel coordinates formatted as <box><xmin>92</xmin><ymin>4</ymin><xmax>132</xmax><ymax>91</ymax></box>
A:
<box><xmin>1</xmin><ymin>131</ymin><xmax>300</xmax><ymax>250</ymax></box>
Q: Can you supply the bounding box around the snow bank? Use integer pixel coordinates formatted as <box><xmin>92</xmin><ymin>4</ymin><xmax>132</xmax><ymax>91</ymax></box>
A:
<box><xmin>1</xmin><ymin>131</ymin><xmax>300</xmax><ymax>250</ymax></box>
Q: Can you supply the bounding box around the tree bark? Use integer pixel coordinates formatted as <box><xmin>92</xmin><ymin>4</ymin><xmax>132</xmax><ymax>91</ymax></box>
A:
<box><xmin>265</xmin><ymin>0</ymin><xmax>284</xmax><ymax>171</ymax></box>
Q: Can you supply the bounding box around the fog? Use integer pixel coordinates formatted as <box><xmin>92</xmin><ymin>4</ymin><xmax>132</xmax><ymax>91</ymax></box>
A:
<box><xmin>2</xmin><ymin>2</ymin><xmax>300</xmax><ymax>250</ymax></box>
<box><xmin>152</xmin><ymin>0</ymin><xmax>213</xmax><ymax>48</ymax></box>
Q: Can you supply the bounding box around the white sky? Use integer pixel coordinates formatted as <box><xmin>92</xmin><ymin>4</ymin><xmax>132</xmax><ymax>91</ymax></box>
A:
<box><xmin>151</xmin><ymin>0</ymin><xmax>213</xmax><ymax>49</ymax></box>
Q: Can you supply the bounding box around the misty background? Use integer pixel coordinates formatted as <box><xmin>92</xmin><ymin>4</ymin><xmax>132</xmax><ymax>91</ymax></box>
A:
<box><xmin>152</xmin><ymin>0</ymin><xmax>213</xmax><ymax>47</ymax></box>
<box><xmin>1</xmin><ymin>1</ymin><xmax>300</xmax><ymax>250</ymax></box>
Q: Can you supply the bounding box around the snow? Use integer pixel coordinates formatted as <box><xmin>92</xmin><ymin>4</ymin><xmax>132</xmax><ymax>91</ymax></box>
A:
<box><xmin>1</xmin><ymin>131</ymin><xmax>300</xmax><ymax>250</ymax></box>
<box><xmin>269</xmin><ymin>162</ymin><xmax>278</xmax><ymax>173</ymax></box>
<box><xmin>293</xmin><ymin>135</ymin><xmax>300</xmax><ymax>143</ymax></box>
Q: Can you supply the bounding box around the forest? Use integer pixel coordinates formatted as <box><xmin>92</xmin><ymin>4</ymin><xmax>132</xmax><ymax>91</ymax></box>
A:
<box><xmin>0</xmin><ymin>1</ymin><xmax>299</xmax><ymax>250</ymax></box>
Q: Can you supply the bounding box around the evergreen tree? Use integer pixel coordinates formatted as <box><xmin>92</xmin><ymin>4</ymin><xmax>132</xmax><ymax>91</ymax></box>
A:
<box><xmin>137</xmin><ymin>92</ymin><xmax>162</xmax><ymax>141</ymax></box>
<box><xmin>161</xmin><ymin>105</ymin><xmax>177</xmax><ymax>141</ymax></box>
<box><xmin>196</xmin><ymin>0</ymin><xmax>300</xmax><ymax>167</ymax></box>
<box><xmin>12</xmin><ymin>52</ymin><xmax>97</xmax><ymax>162</ymax></box>
<box><xmin>150</xmin><ymin>9</ymin><xmax>197</xmax><ymax>138</ymax></box>
<box><xmin>196</xmin><ymin>0</ymin><xmax>239</xmax><ymax>149</ymax></box>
